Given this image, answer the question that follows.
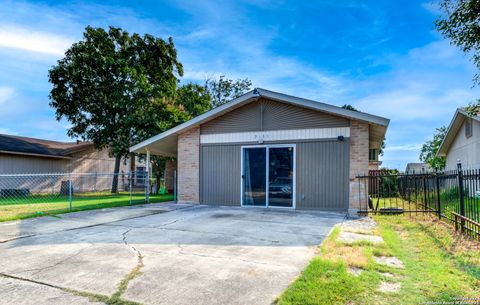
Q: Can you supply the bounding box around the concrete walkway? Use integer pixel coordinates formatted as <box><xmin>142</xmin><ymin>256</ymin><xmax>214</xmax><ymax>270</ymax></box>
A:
<box><xmin>0</xmin><ymin>203</ymin><xmax>344</xmax><ymax>305</ymax></box>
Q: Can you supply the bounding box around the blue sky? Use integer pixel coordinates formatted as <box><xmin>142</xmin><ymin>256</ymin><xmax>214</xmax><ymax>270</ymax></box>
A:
<box><xmin>0</xmin><ymin>0</ymin><xmax>479</xmax><ymax>169</ymax></box>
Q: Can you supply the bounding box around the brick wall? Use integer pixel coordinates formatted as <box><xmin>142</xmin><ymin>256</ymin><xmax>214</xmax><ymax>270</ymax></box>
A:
<box><xmin>177</xmin><ymin>126</ymin><xmax>200</xmax><ymax>202</ymax></box>
<box><xmin>349</xmin><ymin>120</ymin><xmax>369</xmax><ymax>215</ymax></box>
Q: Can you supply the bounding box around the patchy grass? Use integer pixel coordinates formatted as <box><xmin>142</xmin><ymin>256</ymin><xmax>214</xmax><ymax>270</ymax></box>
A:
<box><xmin>0</xmin><ymin>193</ymin><xmax>173</xmax><ymax>222</ymax></box>
<box><xmin>276</xmin><ymin>214</ymin><xmax>480</xmax><ymax>305</ymax></box>
<box><xmin>111</xmin><ymin>254</ymin><xmax>144</xmax><ymax>303</ymax></box>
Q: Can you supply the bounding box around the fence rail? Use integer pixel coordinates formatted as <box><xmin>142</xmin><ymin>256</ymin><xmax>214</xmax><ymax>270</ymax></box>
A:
<box><xmin>357</xmin><ymin>163</ymin><xmax>480</xmax><ymax>240</ymax></box>
<box><xmin>0</xmin><ymin>171</ymin><xmax>175</xmax><ymax>221</ymax></box>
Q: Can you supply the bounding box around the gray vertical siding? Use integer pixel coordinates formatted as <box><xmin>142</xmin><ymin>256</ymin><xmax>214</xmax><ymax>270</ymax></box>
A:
<box><xmin>262</xmin><ymin>99</ymin><xmax>350</xmax><ymax>130</ymax></box>
<box><xmin>200</xmin><ymin>98</ymin><xmax>349</xmax><ymax>135</ymax></box>
<box><xmin>200</xmin><ymin>144</ymin><xmax>241</xmax><ymax>205</ymax></box>
<box><xmin>296</xmin><ymin>140</ymin><xmax>349</xmax><ymax>211</ymax></box>
<box><xmin>200</xmin><ymin>140</ymin><xmax>349</xmax><ymax>210</ymax></box>
<box><xmin>200</xmin><ymin>102</ymin><xmax>261</xmax><ymax>134</ymax></box>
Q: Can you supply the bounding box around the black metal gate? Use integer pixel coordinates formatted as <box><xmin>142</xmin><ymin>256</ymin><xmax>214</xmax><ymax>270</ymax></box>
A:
<box><xmin>356</xmin><ymin>163</ymin><xmax>480</xmax><ymax>240</ymax></box>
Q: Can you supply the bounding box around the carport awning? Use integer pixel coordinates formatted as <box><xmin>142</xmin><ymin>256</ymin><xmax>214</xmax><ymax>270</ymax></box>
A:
<box><xmin>130</xmin><ymin>88</ymin><xmax>390</xmax><ymax>156</ymax></box>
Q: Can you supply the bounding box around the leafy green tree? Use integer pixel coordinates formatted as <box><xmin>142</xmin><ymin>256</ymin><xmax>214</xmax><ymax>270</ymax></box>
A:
<box><xmin>341</xmin><ymin>104</ymin><xmax>386</xmax><ymax>156</ymax></box>
<box><xmin>436</xmin><ymin>0</ymin><xmax>480</xmax><ymax>114</ymax></box>
<box><xmin>49</xmin><ymin>26</ymin><xmax>183</xmax><ymax>193</ymax></box>
<box><xmin>420</xmin><ymin>126</ymin><xmax>447</xmax><ymax>170</ymax></box>
<box><xmin>436</xmin><ymin>0</ymin><xmax>480</xmax><ymax>85</ymax></box>
<box><xmin>176</xmin><ymin>83</ymin><xmax>212</xmax><ymax>118</ymax></box>
<box><xmin>205</xmin><ymin>75</ymin><xmax>252</xmax><ymax>107</ymax></box>
<box><xmin>341</xmin><ymin>104</ymin><xmax>358</xmax><ymax>111</ymax></box>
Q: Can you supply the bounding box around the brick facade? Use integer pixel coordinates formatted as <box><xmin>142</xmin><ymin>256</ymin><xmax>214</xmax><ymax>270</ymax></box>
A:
<box><xmin>349</xmin><ymin>120</ymin><xmax>369</xmax><ymax>216</ymax></box>
<box><xmin>177</xmin><ymin>127</ymin><xmax>200</xmax><ymax>202</ymax></box>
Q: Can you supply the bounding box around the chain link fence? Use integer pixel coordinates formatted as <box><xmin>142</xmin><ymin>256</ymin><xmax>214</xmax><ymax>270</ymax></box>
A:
<box><xmin>0</xmin><ymin>171</ymin><xmax>175</xmax><ymax>221</ymax></box>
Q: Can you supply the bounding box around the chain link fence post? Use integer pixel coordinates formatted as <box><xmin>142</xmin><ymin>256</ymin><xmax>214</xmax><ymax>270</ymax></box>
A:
<box><xmin>68</xmin><ymin>172</ymin><xmax>73</xmax><ymax>211</ymax></box>
<box><xmin>173</xmin><ymin>170</ymin><xmax>177</xmax><ymax>203</ymax></box>
<box><xmin>129</xmin><ymin>171</ymin><xmax>133</xmax><ymax>206</ymax></box>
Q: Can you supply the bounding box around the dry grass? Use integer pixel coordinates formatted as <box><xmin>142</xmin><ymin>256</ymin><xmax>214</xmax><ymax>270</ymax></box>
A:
<box><xmin>278</xmin><ymin>215</ymin><xmax>480</xmax><ymax>305</ymax></box>
<box><xmin>320</xmin><ymin>227</ymin><xmax>370</xmax><ymax>268</ymax></box>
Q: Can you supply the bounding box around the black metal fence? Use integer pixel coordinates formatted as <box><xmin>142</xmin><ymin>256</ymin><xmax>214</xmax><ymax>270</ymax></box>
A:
<box><xmin>357</xmin><ymin>163</ymin><xmax>480</xmax><ymax>240</ymax></box>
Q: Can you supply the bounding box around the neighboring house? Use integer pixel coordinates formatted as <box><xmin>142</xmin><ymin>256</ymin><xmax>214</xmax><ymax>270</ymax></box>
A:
<box><xmin>0</xmin><ymin>133</ymin><xmax>133</xmax><ymax>174</ymax></box>
<box><xmin>0</xmin><ymin>134</ymin><xmax>145</xmax><ymax>193</ymax></box>
<box><xmin>131</xmin><ymin>88</ymin><xmax>389</xmax><ymax>215</ymax></box>
<box><xmin>405</xmin><ymin>163</ymin><xmax>430</xmax><ymax>174</ymax></box>
<box><xmin>437</xmin><ymin>108</ymin><xmax>480</xmax><ymax>169</ymax></box>
<box><xmin>368</xmin><ymin>148</ymin><xmax>382</xmax><ymax>171</ymax></box>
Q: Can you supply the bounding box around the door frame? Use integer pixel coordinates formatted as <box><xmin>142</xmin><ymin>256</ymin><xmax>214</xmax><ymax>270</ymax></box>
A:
<box><xmin>240</xmin><ymin>144</ymin><xmax>296</xmax><ymax>209</ymax></box>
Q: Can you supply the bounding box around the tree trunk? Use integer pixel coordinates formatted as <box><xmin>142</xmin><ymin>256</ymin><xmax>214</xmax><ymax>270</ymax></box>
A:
<box><xmin>111</xmin><ymin>155</ymin><xmax>121</xmax><ymax>193</ymax></box>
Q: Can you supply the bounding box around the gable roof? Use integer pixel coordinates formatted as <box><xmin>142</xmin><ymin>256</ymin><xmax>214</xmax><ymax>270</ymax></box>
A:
<box><xmin>130</xmin><ymin>88</ymin><xmax>390</xmax><ymax>156</ymax></box>
<box><xmin>437</xmin><ymin>108</ymin><xmax>480</xmax><ymax>156</ymax></box>
<box><xmin>0</xmin><ymin>134</ymin><xmax>93</xmax><ymax>159</ymax></box>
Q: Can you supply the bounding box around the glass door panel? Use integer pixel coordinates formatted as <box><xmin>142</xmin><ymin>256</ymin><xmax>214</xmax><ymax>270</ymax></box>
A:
<box><xmin>268</xmin><ymin>147</ymin><xmax>294</xmax><ymax>207</ymax></box>
<box><xmin>243</xmin><ymin>147</ymin><xmax>267</xmax><ymax>206</ymax></box>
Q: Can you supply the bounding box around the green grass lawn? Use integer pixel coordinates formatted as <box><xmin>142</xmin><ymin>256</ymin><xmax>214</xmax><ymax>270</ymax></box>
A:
<box><xmin>371</xmin><ymin>196</ymin><xmax>480</xmax><ymax>222</ymax></box>
<box><xmin>277</xmin><ymin>214</ymin><xmax>480</xmax><ymax>305</ymax></box>
<box><xmin>0</xmin><ymin>192</ymin><xmax>174</xmax><ymax>222</ymax></box>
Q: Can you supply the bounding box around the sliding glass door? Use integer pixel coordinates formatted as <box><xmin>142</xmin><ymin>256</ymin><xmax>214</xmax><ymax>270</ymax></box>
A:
<box><xmin>242</xmin><ymin>145</ymin><xmax>295</xmax><ymax>208</ymax></box>
<box><xmin>268</xmin><ymin>147</ymin><xmax>294</xmax><ymax>207</ymax></box>
<box><xmin>242</xmin><ymin>147</ymin><xmax>267</xmax><ymax>206</ymax></box>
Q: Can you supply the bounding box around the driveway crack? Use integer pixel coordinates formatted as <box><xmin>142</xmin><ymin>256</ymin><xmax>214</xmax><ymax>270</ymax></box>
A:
<box><xmin>110</xmin><ymin>228</ymin><xmax>145</xmax><ymax>302</ymax></box>
<box><xmin>0</xmin><ymin>272</ymin><xmax>141</xmax><ymax>305</ymax></box>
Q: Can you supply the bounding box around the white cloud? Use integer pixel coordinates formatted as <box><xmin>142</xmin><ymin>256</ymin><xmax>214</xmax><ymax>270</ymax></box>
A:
<box><xmin>384</xmin><ymin>144</ymin><xmax>423</xmax><ymax>152</ymax></box>
<box><xmin>0</xmin><ymin>25</ymin><xmax>73</xmax><ymax>56</ymax></box>
<box><xmin>0</xmin><ymin>87</ymin><xmax>14</xmax><ymax>104</ymax></box>
<box><xmin>0</xmin><ymin>127</ymin><xmax>16</xmax><ymax>135</ymax></box>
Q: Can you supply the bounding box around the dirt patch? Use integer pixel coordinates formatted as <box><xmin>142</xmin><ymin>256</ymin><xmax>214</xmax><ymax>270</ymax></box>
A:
<box><xmin>347</xmin><ymin>266</ymin><xmax>363</xmax><ymax>276</ymax></box>
<box><xmin>379</xmin><ymin>272</ymin><xmax>394</xmax><ymax>278</ymax></box>
<box><xmin>341</xmin><ymin>217</ymin><xmax>377</xmax><ymax>234</ymax></box>
<box><xmin>374</xmin><ymin>256</ymin><xmax>405</xmax><ymax>269</ymax></box>
<box><xmin>378</xmin><ymin>281</ymin><xmax>401</xmax><ymax>293</ymax></box>
<box><xmin>322</xmin><ymin>242</ymin><xmax>369</xmax><ymax>268</ymax></box>
<box><xmin>338</xmin><ymin>231</ymin><xmax>384</xmax><ymax>244</ymax></box>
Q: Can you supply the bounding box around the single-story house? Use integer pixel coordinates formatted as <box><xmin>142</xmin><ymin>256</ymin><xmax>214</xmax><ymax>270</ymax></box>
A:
<box><xmin>0</xmin><ymin>133</ymin><xmax>146</xmax><ymax>193</ymax></box>
<box><xmin>130</xmin><ymin>88</ymin><xmax>389</xmax><ymax>215</ymax></box>
<box><xmin>405</xmin><ymin>163</ymin><xmax>430</xmax><ymax>174</ymax></box>
<box><xmin>437</xmin><ymin>108</ymin><xmax>480</xmax><ymax>169</ymax></box>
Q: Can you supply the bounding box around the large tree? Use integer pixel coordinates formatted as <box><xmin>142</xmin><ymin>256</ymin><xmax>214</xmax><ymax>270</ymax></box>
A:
<box><xmin>436</xmin><ymin>0</ymin><xmax>480</xmax><ymax>85</ymax></box>
<box><xmin>420</xmin><ymin>126</ymin><xmax>447</xmax><ymax>170</ymax></box>
<box><xmin>49</xmin><ymin>26</ymin><xmax>183</xmax><ymax>192</ymax></box>
<box><xmin>436</xmin><ymin>1</ymin><xmax>480</xmax><ymax>114</ymax></box>
<box><xmin>176</xmin><ymin>83</ymin><xmax>212</xmax><ymax>118</ymax></box>
<box><xmin>205</xmin><ymin>75</ymin><xmax>252</xmax><ymax>108</ymax></box>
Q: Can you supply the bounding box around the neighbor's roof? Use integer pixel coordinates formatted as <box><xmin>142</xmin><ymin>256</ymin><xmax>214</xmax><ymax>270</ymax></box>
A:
<box><xmin>0</xmin><ymin>134</ymin><xmax>93</xmax><ymax>159</ymax></box>
<box><xmin>437</xmin><ymin>108</ymin><xmax>480</xmax><ymax>157</ymax></box>
<box><xmin>405</xmin><ymin>163</ymin><xmax>430</xmax><ymax>173</ymax></box>
<box><xmin>130</xmin><ymin>88</ymin><xmax>390</xmax><ymax>156</ymax></box>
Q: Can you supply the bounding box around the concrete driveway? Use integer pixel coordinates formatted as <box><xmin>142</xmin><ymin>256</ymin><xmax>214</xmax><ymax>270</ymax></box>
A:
<box><xmin>0</xmin><ymin>203</ymin><xmax>345</xmax><ymax>305</ymax></box>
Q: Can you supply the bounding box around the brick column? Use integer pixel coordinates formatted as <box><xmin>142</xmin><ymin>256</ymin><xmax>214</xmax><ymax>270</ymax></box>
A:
<box><xmin>177</xmin><ymin>126</ymin><xmax>200</xmax><ymax>202</ymax></box>
<box><xmin>349</xmin><ymin>120</ymin><xmax>369</xmax><ymax>216</ymax></box>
